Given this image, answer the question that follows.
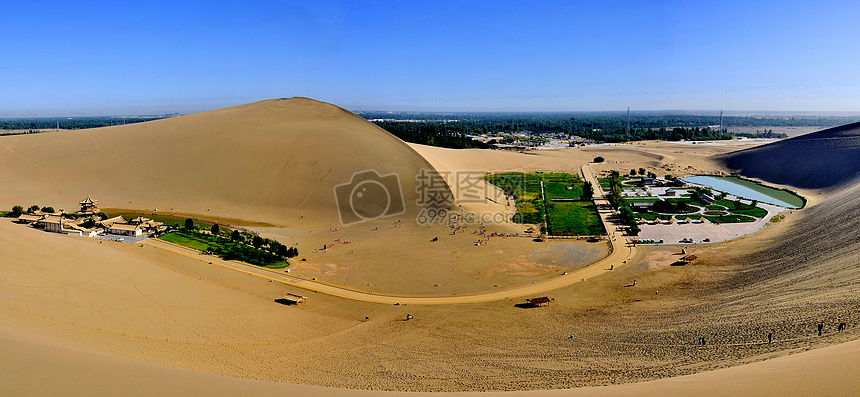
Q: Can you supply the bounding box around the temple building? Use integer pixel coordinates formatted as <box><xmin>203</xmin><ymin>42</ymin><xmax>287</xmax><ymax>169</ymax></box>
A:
<box><xmin>78</xmin><ymin>196</ymin><xmax>100</xmax><ymax>215</ymax></box>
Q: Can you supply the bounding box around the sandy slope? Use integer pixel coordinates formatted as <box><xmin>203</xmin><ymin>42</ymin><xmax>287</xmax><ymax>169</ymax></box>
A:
<box><xmin>2</xmin><ymin>325</ymin><xmax>858</xmax><ymax>396</ymax></box>
<box><xmin>0</xmin><ymin>97</ymin><xmax>448</xmax><ymax>223</ymax></box>
<box><xmin>1</xmin><ymin>99</ymin><xmax>859</xmax><ymax>394</ymax></box>
<box><xmin>717</xmin><ymin>122</ymin><xmax>860</xmax><ymax>189</ymax></box>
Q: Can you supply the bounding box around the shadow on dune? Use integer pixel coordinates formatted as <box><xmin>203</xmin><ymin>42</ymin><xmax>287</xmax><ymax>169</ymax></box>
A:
<box><xmin>716</xmin><ymin>122</ymin><xmax>860</xmax><ymax>190</ymax></box>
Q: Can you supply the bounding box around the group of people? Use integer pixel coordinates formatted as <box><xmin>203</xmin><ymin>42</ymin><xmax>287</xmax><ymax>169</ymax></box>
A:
<box><xmin>696</xmin><ymin>321</ymin><xmax>850</xmax><ymax>347</ymax></box>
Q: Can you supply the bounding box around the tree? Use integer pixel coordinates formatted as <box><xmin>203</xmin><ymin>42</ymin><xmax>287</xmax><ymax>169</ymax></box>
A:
<box><xmin>11</xmin><ymin>205</ymin><xmax>24</xmax><ymax>216</ymax></box>
<box><xmin>184</xmin><ymin>218</ymin><xmax>194</xmax><ymax>230</ymax></box>
<box><xmin>608</xmin><ymin>184</ymin><xmax>623</xmax><ymax>209</ymax></box>
<box><xmin>647</xmin><ymin>172</ymin><xmax>657</xmax><ymax>179</ymax></box>
<box><xmin>231</xmin><ymin>229</ymin><xmax>241</xmax><ymax>242</ymax></box>
<box><xmin>252</xmin><ymin>235</ymin><xmax>263</xmax><ymax>248</ymax></box>
<box><xmin>41</xmin><ymin>206</ymin><xmax>55</xmax><ymax>213</ymax></box>
<box><xmin>638</xmin><ymin>168</ymin><xmax>646</xmax><ymax>175</ymax></box>
<box><xmin>630</xmin><ymin>169</ymin><xmax>637</xmax><ymax>176</ymax></box>
<box><xmin>276</xmin><ymin>244</ymin><xmax>288</xmax><ymax>257</ymax></box>
<box><xmin>607</xmin><ymin>170</ymin><xmax>624</xmax><ymax>209</ymax></box>
<box><xmin>593</xmin><ymin>156</ymin><xmax>604</xmax><ymax>163</ymax></box>
<box><xmin>97</xmin><ymin>212</ymin><xmax>109</xmax><ymax>220</ymax></box>
<box><xmin>582</xmin><ymin>181</ymin><xmax>594</xmax><ymax>200</ymax></box>
<box><xmin>28</xmin><ymin>205</ymin><xmax>40</xmax><ymax>213</ymax></box>
<box><xmin>210</xmin><ymin>223</ymin><xmax>220</xmax><ymax>235</ymax></box>
<box><xmin>665</xmin><ymin>174</ymin><xmax>673</xmax><ymax>180</ymax></box>
<box><xmin>628</xmin><ymin>224</ymin><xmax>641</xmax><ymax>236</ymax></box>
<box><xmin>618</xmin><ymin>206</ymin><xmax>637</xmax><ymax>224</ymax></box>
<box><xmin>287</xmin><ymin>247</ymin><xmax>299</xmax><ymax>258</ymax></box>
<box><xmin>269</xmin><ymin>240</ymin><xmax>282</xmax><ymax>254</ymax></box>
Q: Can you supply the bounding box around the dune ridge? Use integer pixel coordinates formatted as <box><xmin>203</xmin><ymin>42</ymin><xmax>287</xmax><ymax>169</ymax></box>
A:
<box><xmin>716</xmin><ymin>122</ymin><xmax>860</xmax><ymax>189</ymax></box>
<box><xmin>0</xmin><ymin>97</ymin><xmax>449</xmax><ymax>224</ymax></box>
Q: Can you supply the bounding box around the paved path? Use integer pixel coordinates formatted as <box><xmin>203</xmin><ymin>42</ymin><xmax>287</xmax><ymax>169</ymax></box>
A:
<box><xmin>143</xmin><ymin>165</ymin><xmax>635</xmax><ymax>305</ymax></box>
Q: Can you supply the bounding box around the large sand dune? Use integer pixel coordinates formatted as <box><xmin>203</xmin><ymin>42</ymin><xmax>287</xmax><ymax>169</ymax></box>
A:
<box><xmin>0</xmin><ymin>97</ymin><xmax>448</xmax><ymax>223</ymax></box>
<box><xmin>717</xmin><ymin>122</ymin><xmax>860</xmax><ymax>189</ymax></box>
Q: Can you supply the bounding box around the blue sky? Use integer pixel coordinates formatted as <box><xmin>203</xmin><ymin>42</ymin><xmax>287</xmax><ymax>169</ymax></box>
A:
<box><xmin>2</xmin><ymin>1</ymin><xmax>859</xmax><ymax>116</ymax></box>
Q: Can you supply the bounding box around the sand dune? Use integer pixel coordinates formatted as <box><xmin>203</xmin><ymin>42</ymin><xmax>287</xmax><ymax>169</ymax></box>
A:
<box><xmin>717</xmin><ymin>122</ymin><xmax>860</xmax><ymax>189</ymax></box>
<box><xmin>0</xmin><ymin>97</ymin><xmax>449</xmax><ymax>224</ymax></box>
<box><xmin>2</xmin><ymin>99</ymin><xmax>860</xmax><ymax>394</ymax></box>
<box><xmin>2</xmin><ymin>324</ymin><xmax>858</xmax><ymax>396</ymax></box>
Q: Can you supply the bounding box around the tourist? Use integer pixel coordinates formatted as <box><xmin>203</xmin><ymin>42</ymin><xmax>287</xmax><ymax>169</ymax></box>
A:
<box><xmin>818</xmin><ymin>322</ymin><xmax>824</xmax><ymax>336</ymax></box>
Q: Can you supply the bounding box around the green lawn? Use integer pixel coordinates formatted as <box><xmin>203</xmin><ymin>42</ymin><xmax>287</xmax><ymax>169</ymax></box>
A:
<box><xmin>158</xmin><ymin>231</ymin><xmax>288</xmax><ymax>269</ymax></box>
<box><xmin>544</xmin><ymin>181</ymin><xmax>583</xmax><ymax>200</ymax></box>
<box><xmin>159</xmin><ymin>231</ymin><xmax>214</xmax><ymax>251</ymax></box>
<box><xmin>483</xmin><ymin>172</ymin><xmax>539</xmax><ymax>200</ymax></box>
<box><xmin>597</xmin><ymin>178</ymin><xmax>611</xmax><ymax>190</ymax></box>
<box><xmin>546</xmin><ymin>201</ymin><xmax>605</xmax><ymax>235</ymax></box>
<box><xmin>730</xmin><ymin>207</ymin><xmax>769</xmax><ymax>218</ymax></box>
<box><xmin>485</xmin><ymin>172</ymin><xmax>605</xmax><ymax>235</ymax></box>
<box><xmin>715</xmin><ymin>199</ymin><xmax>769</xmax><ymax>218</ymax></box>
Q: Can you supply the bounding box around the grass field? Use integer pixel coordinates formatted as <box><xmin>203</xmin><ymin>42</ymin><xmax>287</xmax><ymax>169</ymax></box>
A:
<box><xmin>486</xmin><ymin>172</ymin><xmax>603</xmax><ymax>235</ymax></box>
<box><xmin>597</xmin><ymin>178</ymin><xmax>611</xmax><ymax>190</ymax></box>
<box><xmin>546</xmin><ymin>201</ymin><xmax>605</xmax><ymax>235</ymax></box>
<box><xmin>716</xmin><ymin>199</ymin><xmax>769</xmax><ymax>218</ymax></box>
<box><xmin>159</xmin><ymin>231</ymin><xmax>288</xmax><ymax>269</ymax></box>
<box><xmin>159</xmin><ymin>231</ymin><xmax>213</xmax><ymax>251</ymax></box>
<box><xmin>544</xmin><ymin>181</ymin><xmax>583</xmax><ymax>200</ymax></box>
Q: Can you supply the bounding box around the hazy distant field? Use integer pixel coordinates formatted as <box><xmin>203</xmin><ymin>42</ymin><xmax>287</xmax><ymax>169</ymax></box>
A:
<box><xmin>728</xmin><ymin>125</ymin><xmax>825</xmax><ymax>138</ymax></box>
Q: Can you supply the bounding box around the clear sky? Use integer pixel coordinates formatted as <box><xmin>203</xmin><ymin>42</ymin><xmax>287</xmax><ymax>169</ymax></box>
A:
<box><xmin>2</xmin><ymin>1</ymin><xmax>859</xmax><ymax>116</ymax></box>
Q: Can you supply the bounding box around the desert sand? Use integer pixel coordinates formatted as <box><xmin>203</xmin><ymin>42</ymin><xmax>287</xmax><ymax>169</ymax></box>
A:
<box><xmin>1</xmin><ymin>98</ymin><xmax>859</xmax><ymax>394</ymax></box>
